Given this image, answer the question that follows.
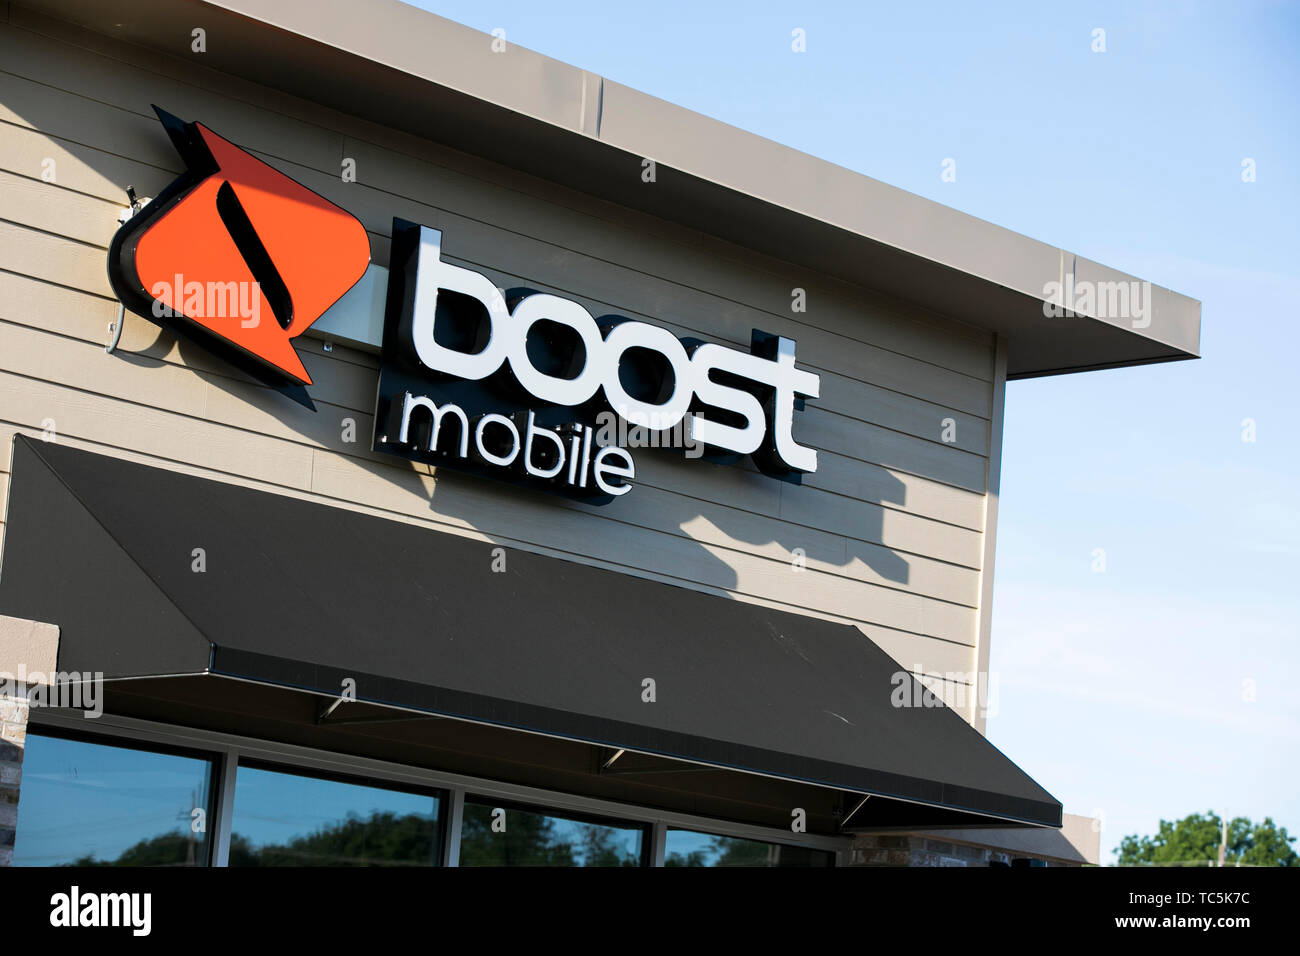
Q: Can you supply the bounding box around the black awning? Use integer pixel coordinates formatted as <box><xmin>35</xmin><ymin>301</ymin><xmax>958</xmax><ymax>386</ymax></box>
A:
<box><xmin>0</xmin><ymin>435</ymin><xmax>1061</xmax><ymax>828</ymax></box>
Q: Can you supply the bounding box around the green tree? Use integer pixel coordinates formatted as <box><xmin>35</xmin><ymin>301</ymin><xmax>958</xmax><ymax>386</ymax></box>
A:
<box><xmin>1115</xmin><ymin>811</ymin><xmax>1298</xmax><ymax>866</ymax></box>
<box><xmin>457</xmin><ymin>805</ymin><xmax>577</xmax><ymax>867</ymax></box>
<box><xmin>664</xmin><ymin>849</ymin><xmax>708</xmax><ymax>867</ymax></box>
<box><xmin>66</xmin><ymin>810</ymin><xmax>440</xmax><ymax>867</ymax></box>
<box><xmin>236</xmin><ymin>809</ymin><xmax>438</xmax><ymax>866</ymax></box>
<box><xmin>66</xmin><ymin>830</ymin><xmax>202</xmax><ymax>867</ymax></box>
<box><xmin>576</xmin><ymin>822</ymin><xmax>639</xmax><ymax>866</ymax></box>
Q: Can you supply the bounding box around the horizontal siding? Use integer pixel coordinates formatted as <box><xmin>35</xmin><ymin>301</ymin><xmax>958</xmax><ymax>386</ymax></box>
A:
<box><xmin>0</xmin><ymin>14</ymin><xmax>995</xmax><ymax>375</ymax></box>
<box><xmin>0</xmin><ymin>268</ymin><xmax>985</xmax><ymax>563</ymax></box>
<box><xmin>0</xmin><ymin>23</ymin><xmax>995</xmax><ymax>390</ymax></box>
<box><xmin>0</xmin><ymin>114</ymin><xmax>176</xmax><ymax>204</ymax></box>
<box><xmin>0</xmin><ymin>376</ymin><xmax>977</xmax><ymax>646</ymax></box>
<box><xmin>0</xmin><ymin>15</ymin><xmax>997</xmax><ymax>683</ymax></box>
<box><xmin>0</xmin><ymin>86</ymin><xmax>996</xmax><ymax>433</ymax></box>
<box><xmin>0</xmin><ymin>306</ymin><xmax>983</xmax><ymax>602</ymax></box>
<box><xmin>0</xmin><ymin>168</ymin><xmax>992</xmax><ymax>490</ymax></box>
<box><xmin>0</xmin><ymin>263</ymin><xmax>985</xmax><ymax>556</ymax></box>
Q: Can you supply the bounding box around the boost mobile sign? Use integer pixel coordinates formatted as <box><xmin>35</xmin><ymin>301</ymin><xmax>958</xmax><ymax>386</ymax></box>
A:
<box><xmin>373</xmin><ymin>220</ymin><xmax>821</xmax><ymax>503</ymax></box>
<box><xmin>107</xmin><ymin>111</ymin><xmax>821</xmax><ymax>505</ymax></box>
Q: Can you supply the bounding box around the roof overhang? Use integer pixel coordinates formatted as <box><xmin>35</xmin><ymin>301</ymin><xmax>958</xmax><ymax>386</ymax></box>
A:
<box><xmin>12</xmin><ymin>0</ymin><xmax>1200</xmax><ymax>377</ymax></box>
<box><xmin>0</xmin><ymin>436</ymin><xmax>1063</xmax><ymax>831</ymax></box>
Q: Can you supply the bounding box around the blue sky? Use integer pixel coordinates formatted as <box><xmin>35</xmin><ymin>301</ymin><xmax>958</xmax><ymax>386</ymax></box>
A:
<box><xmin>408</xmin><ymin>0</ymin><xmax>1300</xmax><ymax>861</ymax></box>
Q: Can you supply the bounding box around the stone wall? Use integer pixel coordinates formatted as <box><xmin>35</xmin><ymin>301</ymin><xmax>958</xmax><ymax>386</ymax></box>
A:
<box><xmin>0</xmin><ymin>615</ymin><xmax>60</xmax><ymax>867</ymax></box>
<box><xmin>0</xmin><ymin>695</ymin><xmax>28</xmax><ymax>867</ymax></box>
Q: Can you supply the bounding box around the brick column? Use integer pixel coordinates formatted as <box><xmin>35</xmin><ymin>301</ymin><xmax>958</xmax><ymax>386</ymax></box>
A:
<box><xmin>0</xmin><ymin>696</ymin><xmax>28</xmax><ymax>867</ymax></box>
<box><xmin>0</xmin><ymin>615</ymin><xmax>61</xmax><ymax>868</ymax></box>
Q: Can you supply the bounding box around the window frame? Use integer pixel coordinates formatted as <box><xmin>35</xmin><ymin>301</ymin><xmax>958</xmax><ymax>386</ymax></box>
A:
<box><xmin>15</xmin><ymin>721</ymin><xmax>223</xmax><ymax>867</ymax></box>
<box><xmin>663</xmin><ymin>825</ymin><xmax>838</xmax><ymax>867</ymax></box>
<box><xmin>228</xmin><ymin>756</ymin><xmax>450</xmax><ymax>867</ymax></box>
<box><xmin>27</xmin><ymin>708</ymin><xmax>849</xmax><ymax>866</ymax></box>
<box><xmin>460</xmin><ymin>793</ymin><xmax>651</xmax><ymax>867</ymax></box>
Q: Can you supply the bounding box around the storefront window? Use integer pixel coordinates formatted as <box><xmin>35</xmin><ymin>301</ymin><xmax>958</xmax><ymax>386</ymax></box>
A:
<box><xmin>13</xmin><ymin>727</ymin><xmax>835</xmax><ymax>867</ymax></box>
<box><xmin>459</xmin><ymin>798</ymin><xmax>645</xmax><ymax>866</ymax></box>
<box><xmin>228</xmin><ymin>762</ymin><xmax>444</xmax><ymax>866</ymax></box>
<box><xmin>664</xmin><ymin>828</ymin><xmax>834</xmax><ymax>866</ymax></box>
<box><xmin>12</xmin><ymin>729</ymin><xmax>216</xmax><ymax>867</ymax></box>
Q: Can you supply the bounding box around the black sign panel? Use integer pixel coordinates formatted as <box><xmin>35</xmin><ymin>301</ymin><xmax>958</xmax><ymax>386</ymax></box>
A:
<box><xmin>372</xmin><ymin>219</ymin><xmax>819</xmax><ymax>503</ymax></box>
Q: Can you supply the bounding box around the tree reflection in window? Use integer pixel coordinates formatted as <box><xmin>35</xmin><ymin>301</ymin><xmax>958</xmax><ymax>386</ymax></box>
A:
<box><xmin>229</xmin><ymin>763</ymin><xmax>443</xmax><ymax>867</ymax></box>
<box><xmin>459</xmin><ymin>800</ymin><xmax>644</xmax><ymax>866</ymax></box>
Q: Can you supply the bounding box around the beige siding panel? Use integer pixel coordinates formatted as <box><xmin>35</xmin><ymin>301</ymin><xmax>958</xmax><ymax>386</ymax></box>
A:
<box><xmin>0</xmin><ymin>371</ymin><xmax>315</xmax><ymax>490</ymax></box>
<box><xmin>0</xmin><ymin>23</ymin><xmax>995</xmax><ymax>403</ymax></box>
<box><xmin>9</xmin><ymin>177</ymin><xmax>991</xmax><ymax>481</ymax></box>
<box><xmin>0</xmin><ymin>220</ymin><xmax>111</xmax><ymax>297</ymax></box>
<box><xmin>174</xmin><ymin>141</ymin><xmax>994</xmax><ymax>423</ymax></box>
<box><xmin>0</xmin><ymin>271</ymin><xmax>384</xmax><ymax>408</ymax></box>
<box><xmin>0</xmin><ymin>270</ymin><xmax>986</xmax><ymax>584</ymax></box>
<box><xmin>0</xmin><ymin>168</ymin><xmax>122</xmax><ymax>246</ymax></box>
<box><xmin>341</xmin><ymin>135</ymin><xmax>995</xmax><ymax>378</ymax></box>
<box><xmin>877</xmin><ymin>503</ymin><xmax>984</xmax><ymax>569</ymax></box>
<box><xmin>17</xmin><ymin>6</ymin><xmax>988</xmax><ymax>370</ymax></box>
<box><xmin>803</xmin><ymin>450</ymin><xmax>985</xmax><ymax>531</ymax></box>
<box><xmin>0</xmin><ymin>373</ymin><xmax>975</xmax><ymax>643</ymax></box>
<box><xmin>0</xmin><ymin>26</ymin><xmax>343</xmax><ymax>174</ymax></box>
<box><xmin>0</xmin><ymin>318</ymin><xmax>982</xmax><ymax>604</ymax></box>
<box><xmin>0</xmin><ymin>119</ymin><xmax>178</xmax><ymax>203</ymax></box>
<box><xmin>581</xmin><ymin>485</ymin><xmax>979</xmax><ymax>604</ymax></box>
<box><xmin>0</xmin><ymin>26</ymin><xmax>993</xmax><ymax>637</ymax></box>
<box><xmin>0</xmin><ymin>319</ymin><xmax>211</xmax><ymax>418</ymax></box>
<box><xmin>0</xmin><ymin>325</ymin><xmax>977</xmax><ymax>608</ymax></box>
<box><xmin>433</xmin><ymin>218</ymin><xmax>994</xmax><ymax>417</ymax></box>
<box><xmin>0</xmin><ymin>234</ymin><xmax>382</xmax><ymax>398</ymax></box>
<box><xmin>0</xmin><ymin>18</ymin><xmax>994</xmax><ymax>383</ymax></box>
<box><xmin>779</xmin><ymin>479</ymin><xmax>983</xmax><ymax>569</ymax></box>
<box><xmin>795</xmin><ymin>409</ymin><xmax>987</xmax><ymax>492</ymax></box>
<box><xmin>427</xmin><ymin>240</ymin><xmax>993</xmax><ymax>460</ymax></box>
<box><xmin>0</xmin><ymin>71</ymin><xmax>175</xmax><ymax>168</ymax></box>
<box><xmin>0</xmin><ymin>317</ymin><xmax>388</xmax><ymax>473</ymax></box>
<box><xmin>0</xmin><ymin>118</ymin><xmax>992</xmax><ymax>466</ymax></box>
<box><xmin>1</xmin><ymin>216</ymin><xmax>989</xmax><ymax>496</ymax></box>
<box><xmin>226</xmin><ymin>151</ymin><xmax>994</xmax><ymax>450</ymax></box>
<box><xmin>818</xmin><ymin>373</ymin><xmax>989</xmax><ymax>455</ymax></box>
<box><xmin>0</xmin><ymin>272</ymin><xmax>986</xmax><ymax>581</ymax></box>
<box><xmin>606</xmin><ymin>453</ymin><xmax>980</xmax><ymax>569</ymax></box>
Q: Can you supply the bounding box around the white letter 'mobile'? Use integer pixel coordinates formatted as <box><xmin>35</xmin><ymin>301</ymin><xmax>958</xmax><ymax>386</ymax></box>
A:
<box><xmin>404</xmin><ymin>226</ymin><xmax>820</xmax><ymax>474</ymax></box>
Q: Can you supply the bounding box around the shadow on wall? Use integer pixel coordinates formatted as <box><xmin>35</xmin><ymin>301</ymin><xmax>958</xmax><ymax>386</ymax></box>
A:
<box><xmin>116</xmin><ymin>318</ymin><xmax>912</xmax><ymax>598</ymax></box>
<box><xmin>2</xmin><ymin>75</ymin><xmax>913</xmax><ymax>602</ymax></box>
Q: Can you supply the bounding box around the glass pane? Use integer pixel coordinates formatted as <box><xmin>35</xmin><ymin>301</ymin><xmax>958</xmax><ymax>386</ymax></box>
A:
<box><xmin>13</xmin><ymin>730</ymin><xmax>215</xmax><ymax>867</ymax></box>
<box><xmin>460</xmin><ymin>799</ymin><xmax>644</xmax><ymax>866</ymax></box>
<box><xmin>229</xmin><ymin>763</ymin><xmax>443</xmax><ymax>866</ymax></box>
<box><xmin>664</xmin><ymin>829</ymin><xmax>834</xmax><ymax>867</ymax></box>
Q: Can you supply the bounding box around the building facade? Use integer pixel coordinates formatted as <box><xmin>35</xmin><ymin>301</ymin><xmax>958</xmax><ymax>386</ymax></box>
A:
<box><xmin>0</xmin><ymin>0</ymin><xmax>1197</xmax><ymax>867</ymax></box>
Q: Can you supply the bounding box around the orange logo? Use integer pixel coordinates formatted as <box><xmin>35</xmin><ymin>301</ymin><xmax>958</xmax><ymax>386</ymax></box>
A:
<box><xmin>108</xmin><ymin>107</ymin><xmax>370</xmax><ymax>400</ymax></box>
